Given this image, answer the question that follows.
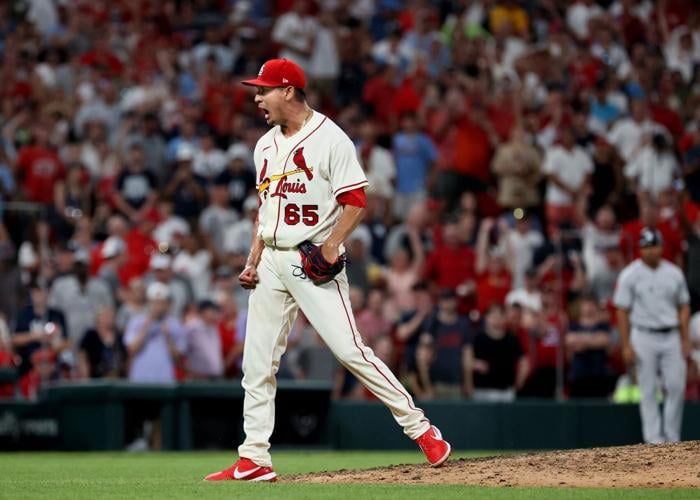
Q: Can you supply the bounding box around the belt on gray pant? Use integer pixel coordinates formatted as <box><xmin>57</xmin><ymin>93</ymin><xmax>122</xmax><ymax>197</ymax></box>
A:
<box><xmin>633</xmin><ymin>325</ymin><xmax>679</xmax><ymax>334</ymax></box>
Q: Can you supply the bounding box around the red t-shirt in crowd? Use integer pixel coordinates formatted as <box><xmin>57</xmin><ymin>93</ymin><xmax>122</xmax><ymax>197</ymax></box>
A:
<box><xmin>436</xmin><ymin>117</ymin><xmax>491</xmax><ymax>181</ymax></box>
<box><xmin>218</xmin><ymin>320</ymin><xmax>238</xmax><ymax>377</ymax></box>
<box><xmin>79</xmin><ymin>49</ymin><xmax>124</xmax><ymax>76</ymax></box>
<box><xmin>121</xmin><ymin>227</ymin><xmax>158</xmax><ymax>285</ymax></box>
<box><xmin>16</xmin><ymin>145</ymin><xmax>65</xmax><ymax>204</ymax></box>
<box><xmin>362</xmin><ymin>76</ymin><xmax>397</xmax><ymax>128</ymax></box>
<box><xmin>476</xmin><ymin>269</ymin><xmax>512</xmax><ymax>313</ymax></box>
<box><xmin>423</xmin><ymin>244</ymin><xmax>476</xmax><ymax>289</ymax></box>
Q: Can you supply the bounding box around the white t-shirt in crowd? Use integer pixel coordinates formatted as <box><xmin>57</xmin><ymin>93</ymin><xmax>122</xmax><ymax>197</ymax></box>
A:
<box><xmin>566</xmin><ymin>2</ymin><xmax>604</xmax><ymax>40</ymax></box>
<box><xmin>624</xmin><ymin>146</ymin><xmax>679</xmax><ymax>197</ymax></box>
<box><xmin>272</xmin><ymin>12</ymin><xmax>318</xmax><ymax>72</ymax></box>
<box><xmin>543</xmin><ymin>144</ymin><xmax>593</xmax><ymax>205</ymax></box>
<box><xmin>607</xmin><ymin>118</ymin><xmax>665</xmax><ymax>162</ymax></box>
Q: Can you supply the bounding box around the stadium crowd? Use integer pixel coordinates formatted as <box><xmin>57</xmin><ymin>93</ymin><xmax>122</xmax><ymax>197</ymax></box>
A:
<box><xmin>0</xmin><ymin>0</ymin><xmax>700</xmax><ymax>403</ymax></box>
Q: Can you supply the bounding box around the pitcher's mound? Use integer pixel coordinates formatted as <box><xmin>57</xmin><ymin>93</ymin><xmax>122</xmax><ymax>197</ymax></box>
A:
<box><xmin>288</xmin><ymin>441</ymin><xmax>700</xmax><ymax>488</ymax></box>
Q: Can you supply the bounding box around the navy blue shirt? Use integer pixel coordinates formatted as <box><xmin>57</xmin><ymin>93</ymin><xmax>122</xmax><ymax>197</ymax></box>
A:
<box><xmin>422</xmin><ymin>313</ymin><xmax>473</xmax><ymax>385</ymax></box>
<box><xmin>13</xmin><ymin>305</ymin><xmax>67</xmax><ymax>376</ymax></box>
<box><xmin>568</xmin><ymin>321</ymin><xmax>610</xmax><ymax>381</ymax></box>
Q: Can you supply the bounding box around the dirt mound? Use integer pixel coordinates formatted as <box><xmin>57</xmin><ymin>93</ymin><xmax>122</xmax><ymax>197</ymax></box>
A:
<box><xmin>288</xmin><ymin>441</ymin><xmax>700</xmax><ymax>488</ymax></box>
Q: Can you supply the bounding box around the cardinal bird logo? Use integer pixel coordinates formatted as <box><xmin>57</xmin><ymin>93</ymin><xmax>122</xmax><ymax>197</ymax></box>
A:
<box><xmin>293</xmin><ymin>148</ymin><xmax>313</xmax><ymax>180</ymax></box>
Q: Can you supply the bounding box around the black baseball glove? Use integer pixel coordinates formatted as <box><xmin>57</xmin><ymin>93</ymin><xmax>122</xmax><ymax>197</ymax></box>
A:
<box><xmin>298</xmin><ymin>240</ymin><xmax>345</xmax><ymax>285</ymax></box>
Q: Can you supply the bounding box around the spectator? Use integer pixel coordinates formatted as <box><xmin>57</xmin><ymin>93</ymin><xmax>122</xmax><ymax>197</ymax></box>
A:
<box><xmin>217</xmin><ymin>144</ymin><xmax>256</xmax><ymax>214</ymax></box>
<box><xmin>356</xmin><ymin>120</ymin><xmax>395</xmax><ymax>220</ymax></box>
<box><xmin>356</xmin><ymin>288</ymin><xmax>393</xmax><ymax>346</ymax></box>
<box><xmin>588</xmin><ymin>136</ymin><xmax>625</xmax><ymax>218</ymax></box>
<box><xmin>581</xmin><ymin>205</ymin><xmax>621</xmax><ymax>283</ymax></box>
<box><xmin>411</xmin><ymin>289</ymin><xmax>474</xmax><ymax>400</ymax></box>
<box><xmin>624</xmin><ymin>132</ymin><xmax>679</xmax><ymax>203</ymax></box>
<box><xmin>423</xmin><ymin>218</ymin><xmax>476</xmax><ymax>301</ymax></box>
<box><xmin>124</xmin><ymin>282</ymin><xmax>186</xmax><ymax>383</ymax></box>
<box><xmin>542</xmin><ymin>127</ymin><xmax>593</xmax><ymax>234</ymax></box>
<box><xmin>163</xmin><ymin>144</ymin><xmax>208</xmax><ymax>223</ymax></box>
<box><xmin>172</xmin><ymin>232</ymin><xmax>212</xmax><ymax>302</ymax></box>
<box><xmin>113</xmin><ymin>142</ymin><xmax>158</xmax><ymax>224</ymax></box>
<box><xmin>216</xmin><ymin>291</ymin><xmax>243</xmax><ymax>378</ymax></box>
<box><xmin>308</xmin><ymin>6</ymin><xmax>341</xmax><ymax>100</ymax></box>
<box><xmin>470</xmin><ymin>303</ymin><xmax>529</xmax><ymax>402</ymax></box>
<box><xmin>392</xmin><ymin>112</ymin><xmax>437</xmax><ymax>219</ymax></box>
<box><xmin>51</xmin><ymin>163</ymin><xmax>92</xmax><ymax>241</ymax></box>
<box><xmin>97</xmin><ymin>236</ymin><xmax>126</xmax><ymax>297</ymax></box>
<box><xmin>607</xmin><ymin>100</ymin><xmax>666</xmax><ymax>163</ymax></box>
<box><xmin>192</xmin><ymin>130</ymin><xmax>228</xmax><ymax>183</ymax></box>
<box><xmin>588</xmin><ymin>243</ymin><xmax>626</xmax><ymax>305</ymax></box>
<box><xmin>491</xmin><ymin>125</ymin><xmax>542</xmax><ymax>211</ymax></box>
<box><xmin>184</xmin><ymin>300</ymin><xmax>224</xmax><ymax>380</ymax></box>
<box><xmin>0</xmin><ymin>150</ymin><xmax>16</xmax><ymax>219</ymax></box>
<box><xmin>0</xmin><ymin>228</ymin><xmax>22</xmax><ymax>326</ymax></box>
<box><xmin>271</xmin><ymin>0</ymin><xmax>318</xmax><ymax>72</ymax></box>
<box><xmin>49</xmin><ymin>250</ymin><xmax>114</xmax><ymax>343</ymax></box>
<box><xmin>433</xmin><ymin>87</ymin><xmax>493</xmax><ymax>210</ymax></box>
<box><xmin>506</xmin><ymin>267</ymin><xmax>544</xmax><ymax>314</ymax></box>
<box><xmin>475</xmin><ymin>218</ymin><xmax>513</xmax><ymax>314</ymax></box>
<box><xmin>223</xmin><ymin>196</ymin><xmax>258</xmax><ymax>257</ymax></box>
<box><xmin>152</xmin><ymin>198</ymin><xmax>191</xmax><ymax>249</ymax></box>
<box><xmin>502</xmin><ymin>213</ymin><xmax>544</xmax><ymax>289</ymax></box>
<box><xmin>12</xmin><ymin>282</ymin><xmax>69</xmax><ymax>380</ymax></box>
<box><xmin>344</xmin><ymin>227</ymin><xmax>373</xmax><ymax>294</ymax></box>
<box><xmin>566</xmin><ymin>0</ymin><xmax>604</xmax><ymax>41</ymax></box>
<box><xmin>199</xmin><ymin>181</ymin><xmax>240</xmax><ymax>263</ymax></box>
<box><xmin>145</xmin><ymin>253</ymin><xmax>192</xmax><ymax>319</ymax></box>
<box><xmin>679</xmin><ymin>196</ymin><xmax>700</xmax><ymax>311</ymax></box>
<box><xmin>16</xmin><ymin>123</ymin><xmax>65</xmax><ymax>205</ymax></box>
<box><xmin>90</xmin><ymin>215</ymin><xmax>129</xmax><ymax>278</ymax></box>
<box><xmin>116</xmin><ymin>278</ymin><xmax>147</xmax><ymax>332</ymax></box>
<box><xmin>77</xmin><ymin>306</ymin><xmax>126</xmax><ymax>379</ymax></box>
<box><xmin>384</xmin><ymin>224</ymin><xmax>425</xmax><ymax>318</ymax></box>
<box><xmin>396</xmin><ymin>282</ymin><xmax>434</xmax><ymax>375</ymax></box>
<box><xmin>565</xmin><ymin>296</ymin><xmax>614</xmax><ymax>398</ymax></box>
<box><xmin>518</xmin><ymin>287</ymin><xmax>566</xmax><ymax>398</ymax></box>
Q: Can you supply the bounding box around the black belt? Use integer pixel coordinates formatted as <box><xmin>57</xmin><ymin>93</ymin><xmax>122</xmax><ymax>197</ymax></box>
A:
<box><xmin>634</xmin><ymin>325</ymin><xmax>678</xmax><ymax>334</ymax></box>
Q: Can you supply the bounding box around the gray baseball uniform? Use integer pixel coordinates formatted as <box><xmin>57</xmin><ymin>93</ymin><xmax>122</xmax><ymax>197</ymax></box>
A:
<box><xmin>613</xmin><ymin>258</ymin><xmax>690</xmax><ymax>443</ymax></box>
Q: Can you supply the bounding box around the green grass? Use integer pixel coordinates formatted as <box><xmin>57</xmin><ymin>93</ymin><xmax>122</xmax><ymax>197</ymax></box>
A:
<box><xmin>0</xmin><ymin>451</ymin><xmax>696</xmax><ymax>500</ymax></box>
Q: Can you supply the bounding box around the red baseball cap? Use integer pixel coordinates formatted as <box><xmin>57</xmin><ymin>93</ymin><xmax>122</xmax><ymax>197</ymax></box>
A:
<box><xmin>241</xmin><ymin>59</ymin><xmax>306</xmax><ymax>89</ymax></box>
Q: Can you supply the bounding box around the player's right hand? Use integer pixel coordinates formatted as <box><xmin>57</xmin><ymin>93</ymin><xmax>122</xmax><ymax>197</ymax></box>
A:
<box><xmin>622</xmin><ymin>344</ymin><xmax>636</xmax><ymax>366</ymax></box>
<box><xmin>239</xmin><ymin>265</ymin><xmax>260</xmax><ymax>289</ymax></box>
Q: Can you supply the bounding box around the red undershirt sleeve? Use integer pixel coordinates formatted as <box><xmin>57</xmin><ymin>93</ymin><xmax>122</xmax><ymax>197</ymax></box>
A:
<box><xmin>336</xmin><ymin>187</ymin><xmax>366</xmax><ymax>208</ymax></box>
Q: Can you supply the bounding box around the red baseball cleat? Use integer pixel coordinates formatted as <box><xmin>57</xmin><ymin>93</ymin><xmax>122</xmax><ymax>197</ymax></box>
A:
<box><xmin>415</xmin><ymin>425</ymin><xmax>451</xmax><ymax>467</ymax></box>
<box><xmin>204</xmin><ymin>457</ymin><xmax>278</xmax><ymax>482</ymax></box>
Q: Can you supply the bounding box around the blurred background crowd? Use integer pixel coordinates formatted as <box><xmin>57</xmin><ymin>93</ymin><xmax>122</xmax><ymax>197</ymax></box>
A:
<box><xmin>0</xmin><ymin>0</ymin><xmax>700</xmax><ymax>403</ymax></box>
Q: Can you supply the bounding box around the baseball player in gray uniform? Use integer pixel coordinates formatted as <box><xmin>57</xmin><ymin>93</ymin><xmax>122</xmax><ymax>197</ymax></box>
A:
<box><xmin>613</xmin><ymin>227</ymin><xmax>691</xmax><ymax>443</ymax></box>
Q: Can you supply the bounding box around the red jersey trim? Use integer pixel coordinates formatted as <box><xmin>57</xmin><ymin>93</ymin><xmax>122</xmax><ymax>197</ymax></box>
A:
<box><xmin>272</xmin><ymin>116</ymin><xmax>328</xmax><ymax>246</ymax></box>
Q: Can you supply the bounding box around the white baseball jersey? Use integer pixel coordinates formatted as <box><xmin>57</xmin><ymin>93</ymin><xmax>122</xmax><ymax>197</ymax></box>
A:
<box><xmin>254</xmin><ymin>111</ymin><xmax>368</xmax><ymax>248</ymax></box>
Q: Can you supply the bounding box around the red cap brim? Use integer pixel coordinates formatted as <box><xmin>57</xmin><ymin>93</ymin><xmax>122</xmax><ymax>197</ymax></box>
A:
<box><xmin>241</xmin><ymin>78</ymin><xmax>279</xmax><ymax>87</ymax></box>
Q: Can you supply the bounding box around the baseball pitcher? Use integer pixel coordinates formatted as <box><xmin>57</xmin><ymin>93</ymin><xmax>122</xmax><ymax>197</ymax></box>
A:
<box><xmin>205</xmin><ymin>59</ymin><xmax>450</xmax><ymax>482</ymax></box>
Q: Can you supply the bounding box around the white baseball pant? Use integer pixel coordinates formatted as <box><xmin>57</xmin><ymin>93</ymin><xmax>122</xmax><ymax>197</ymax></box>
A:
<box><xmin>631</xmin><ymin>328</ymin><xmax>687</xmax><ymax>444</ymax></box>
<box><xmin>237</xmin><ymin>246</ymin><xmax>430</xmax><ymax>466</ymax></box>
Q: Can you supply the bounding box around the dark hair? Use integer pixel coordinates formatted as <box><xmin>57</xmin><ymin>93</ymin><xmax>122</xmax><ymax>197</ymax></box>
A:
<box><xmin>293</xmin><ymin>87</ymin><xmax>306</xmax><ymax>103</ymax></box>
<box><xmin>651</xmin><ymin>133</ymin><xmax>668</xmax><ymax>151</ymax></box>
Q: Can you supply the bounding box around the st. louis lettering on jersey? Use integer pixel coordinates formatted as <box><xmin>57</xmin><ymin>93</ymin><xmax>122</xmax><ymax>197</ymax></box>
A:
<box><xmin>253</xmin><ymin>112</ymin><xmax>368</xmax><ymax>248</ymax></box>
